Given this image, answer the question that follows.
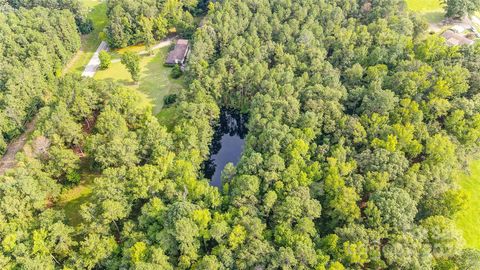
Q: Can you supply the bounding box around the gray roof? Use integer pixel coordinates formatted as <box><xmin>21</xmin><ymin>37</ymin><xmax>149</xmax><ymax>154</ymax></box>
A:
<box><xmin>442</xmin><ymin>30</ymin><xmax>475</xmax><ymax>46</ymax></box>
<box><xmin>166</xmin><ymin>39</ymin><xmax>189</xmax><ymax>64</ymax></box>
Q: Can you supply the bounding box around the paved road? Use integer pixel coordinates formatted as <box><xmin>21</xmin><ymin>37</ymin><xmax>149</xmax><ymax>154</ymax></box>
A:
<box><xmin>82</xmin><ymin>41</ymin><xmax>109</xmax><ymax>77</ymax></box>
<box><xmin>0</xmin><ymin>117</ymin><xmax>37</xmax><ymax>175</ymax></box>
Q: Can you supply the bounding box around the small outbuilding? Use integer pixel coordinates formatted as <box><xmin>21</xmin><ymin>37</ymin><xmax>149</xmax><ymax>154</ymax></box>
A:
<box><xmin>442</xmin><ymin>30</ymin><xmax>475</xmax><ymax>46</ymax></box>
<box><xmin>166</xmin><ymin>39</ymin><xmax>190</xmax><ymax>65</ymax></box>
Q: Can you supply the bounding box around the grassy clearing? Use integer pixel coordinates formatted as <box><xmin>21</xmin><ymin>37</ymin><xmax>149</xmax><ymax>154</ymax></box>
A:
<box><xmin>422</xmin><ymin>11</ymin><xmax>445</xmax><ymax>24</ymax></box>
<box><xmin>109</xmin><ymin>44</ymin><xmax>154</xmax><ymax>59</ymax></box>
<box><xmin>455</xmin><ymin>161</ymin><xmax>480</xmax><ymax>249</ymax></box>
<box><xmin>157</xmin><ymin>106</ymin><xmax>180</xmax><ymax>131</ymax></box>
<box><xmin>406</xmin><ymin>0</ymin><xmax>444</xmax><ymax>23</ymax></box>
<box><xmin>95</xmin><ymin>47</ymin><xmax>183</xmax><ymax>114</ymax></box>
<box><xmin>57</xmin><ymin>172</ymin><xmax>97</xmax><ymax>227</ymax></box>
<box><xmin>82</xmin><ymin>0</ymin><xmax>102</xmax><ymax>9</ymax></box>
<box><xmin>64</xmin><ymin>0</ymin><xmax>108</xmax><ymax>74</ymax></box>
<box><xmin>406</xmin><ymin>0</ymin><xmax>442</xmax><ymax>12</ymax></box>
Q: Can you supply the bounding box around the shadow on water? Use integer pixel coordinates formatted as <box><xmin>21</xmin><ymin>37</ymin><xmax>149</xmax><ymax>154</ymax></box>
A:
<box><xmin>203</xmin><ymin>109</ymin><xmax>248</xmax><ymax>187</ymax></box>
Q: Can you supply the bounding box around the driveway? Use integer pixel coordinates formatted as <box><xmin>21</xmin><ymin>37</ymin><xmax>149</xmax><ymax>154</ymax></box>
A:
<box><xmin>82</xmin><ymin>41</ymin><xmax>109</xmax><ymax>77</ymax></box>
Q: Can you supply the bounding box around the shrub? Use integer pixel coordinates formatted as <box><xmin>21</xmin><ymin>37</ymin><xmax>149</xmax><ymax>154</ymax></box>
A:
<box><xmin>99</xmin><ymin>51</ymin><xmax>111</xmax><ymax>70</ymax></box>
<box><xmin>78</xmin><ymin>18</ymin><xmax>94</xmax><ymax>34</ymax></box>
<box><xmin>171</xmin><ymin>65</ymin><xmax>183</xmax><ymax>78</ymax></box>
<box><xmin>163</xmin><ymin>94</ymin><xmax>178</xmax><ymax>107</ymax></box>
<box><xmin>66</xmin><ymin>171</ymin><xmax>81</xmax><ymax>184</ymax></box>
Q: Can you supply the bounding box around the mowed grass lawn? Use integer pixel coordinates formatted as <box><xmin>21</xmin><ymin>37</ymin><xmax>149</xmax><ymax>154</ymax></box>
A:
<box><xmin>405</xmin><ymin>0</ymin><xmax>444</xmax><ymax>23</ymax></box>
<box><xmin>95</xmin><ymin>47</ymin><xmax>183</xmax><ymax>114</ymax></box>
<box><xmin>455</xmin><ymin>161</ymin><xmax>480</xmax><ymax>249</ymax></box>
<box><xmin>82</xmin><ymin>0</ymin><xmax>103</xmax><ymax>9</ymax></box>
<box><xmin>64</xmin><ymin>0</ymin><xmax>108</xmax><ymax>74</ymax></box>
<box><xmin>406</xmin><ymin>0</ymin><xmax>442</xmax><ymax>11</ymax></box>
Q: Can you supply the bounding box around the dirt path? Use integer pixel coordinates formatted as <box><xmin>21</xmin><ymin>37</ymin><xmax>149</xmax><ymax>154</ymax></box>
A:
<box><xmin>0</xmin><ymin>117</ymin><xmax>37</xmax><ymax>175</ymax></box>
<box><xmin>63</xmin><ymin>33</ymin><xmax>93</xmax><ymax>75</ymax></box>
<box><xmin>63</xmin><ymin>49</ymin><xmax>82</xmax><ymax>74</ymax></box>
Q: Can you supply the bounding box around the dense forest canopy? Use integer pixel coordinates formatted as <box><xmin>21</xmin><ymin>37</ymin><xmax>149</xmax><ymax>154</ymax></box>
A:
<box><xmin>4</xmin><ymin>0</ymin><xmax>93</xmax><ymax>33</ymax></box>
<box><xmin>105</xmin><ymin>0</ymin><xmax>202</xmax><ymax>48</ymax></box>
<box><xmin>0</xmin><ymin>0</ymin><xmax>480</xmax><ymax>269</ymax></box>
<box><xmin>0</xmin><ymin>5</ymin><xmax>80</xmax><ymax>154</ymax></box>
<box><xmin>442</xmin><ymin>0</ymin><xmax>480</xmax><ymax>18</ymax></box>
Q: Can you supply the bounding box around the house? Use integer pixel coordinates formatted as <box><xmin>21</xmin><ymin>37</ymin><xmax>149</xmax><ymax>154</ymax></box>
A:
<box><xmin>442</xmin><ymin>30</ymin><xmax>475</xmax><ymax>46</ymax></box>
<box><xmin>451</xmin><ymin>25</ymin><xmax>466</xmax><ymax>33</ymax></box>
<box><xmin>165</xmin><ymin>39</ymin><xmax>190</xmax><ymax>65</ymax></box>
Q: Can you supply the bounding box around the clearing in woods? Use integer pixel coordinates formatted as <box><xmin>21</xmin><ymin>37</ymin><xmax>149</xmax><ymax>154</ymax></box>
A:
<box><xmin>405</xmin><ymin>0</ymin><xmax>444</xmax><ymax>23</ymax></box>
<box><xmin>95</xmin><ymin>46</ymin><xmax>183</xmax><ymax>114</ymax></box>
<box><xmin>455</xmin><ymin>161</ymin><xmax>480</xmax><ymax>249</ymax></box>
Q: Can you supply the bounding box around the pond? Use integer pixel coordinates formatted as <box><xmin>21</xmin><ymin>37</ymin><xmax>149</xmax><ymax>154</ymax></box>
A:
<box><xmin>204</xmin><ymin>109</ymin><xmax>248</xmax><ymax>187</ymax></box>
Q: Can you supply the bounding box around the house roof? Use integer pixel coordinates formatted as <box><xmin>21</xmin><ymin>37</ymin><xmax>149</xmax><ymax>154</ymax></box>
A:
<box><xmin>451</xmin><ymin>25</ymin><xmax>466</xmax><ymax>33</ymax></box>
<box><xmin>442</xmin><ymin>30</ymin><xmax>474</xmax><ymax>46</ymax></box>
<box><xmin>166</xmin><ymin>39</ymin><xmax>189</xmax><ymax>64</ymax></box>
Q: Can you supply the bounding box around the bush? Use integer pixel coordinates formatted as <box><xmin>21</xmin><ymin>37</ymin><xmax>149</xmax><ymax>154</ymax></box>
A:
<box><xmin>78</xmin><ymin>18</ymin><xmax>94</xmax><ymax>34</ymax></box>
<box><xmin>171</xmin><ymin>65</ymin><xmax>183</xmax><ymax>78</ymax></box>
<box><xmin>163</xmin><ymin>94</ymin><xmax>178</xmax><ymax>107</ymax></box>
<box><xmin>99</xmin><ymin>51</ymin><xmax>111</xmax><ymax>70</ymax></box>
<box><xmin>66</xmin><ymin>171</ymin><xmax>81</xmax><ymax>184</ymax></box>
<box><xmin>0</xmin><ymin>137</ymin><xmax>6</xmax><ymax>156</ymax></box>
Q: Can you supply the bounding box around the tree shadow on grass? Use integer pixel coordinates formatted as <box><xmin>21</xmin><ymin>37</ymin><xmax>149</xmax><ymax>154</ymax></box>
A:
<box><xmin>121</xmin><ymin>80</ymin><xmax>137</xmax><ymax>86</ymax></box>
<box><xmin>61</xmin><ymin>193</ymin><xmax>93</xmax><ymax>228</ymax></box>
<box><xmin>423</xmin><ymin>11</ymin><xmax>445</xmax><ymax>24</ymax></box>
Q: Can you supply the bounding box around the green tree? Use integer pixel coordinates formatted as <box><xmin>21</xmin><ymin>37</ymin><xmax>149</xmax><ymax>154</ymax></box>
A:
<box><xmin>77</xmin><ymin>234</ymin><xmax>117</xmax><ymax>269</ymax></box>
<box><xmin>421</xmin><ymin>216</ymin><xmax>465</xmax><ymax>259</ymax></box>
<box><xmin>140</xmin><ymin>16</ymin><xmax>155</xmax><ymax>54</ymax></box>
<box><xmin>382</xmin><ymin>232</ymin><xmax>433</xmax><ymax>269</ymax></box>
<box><xmin>442</xmin><ymin>0</ymin><xmax>480</xmax><ymax>18</ymax></box>
<box><xmin>121</xmin><ymin>52</ymin><xmax>141</xmax><ymax>82</ymax></box>
<box><xmin>367</xmin><ymin>188</ymin><xmax>417</xmax><ymax>232</ymax></box>
<box><xmin>154</xmin><ymin>16</ymin><xmax>168</xmax><ymax>40</ymax></box>
<box><xmin>45</xmin><ymin>145</ymin><xmax>81</xmax><ymax>183</ymax></box>
<box><xmin>99</xmin><ymin>51</ymin><xmax>111</xmax><ymax>69</ymax></box>
<box><xmin>86</xmin><ymin>106</ymin><xmax>140</xmax><ymax>168</ymax></box>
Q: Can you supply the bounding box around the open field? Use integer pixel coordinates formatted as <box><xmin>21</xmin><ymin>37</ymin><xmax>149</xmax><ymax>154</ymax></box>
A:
<box><xmin>110</xmin><ymin>44</ymin><xmax>152</xmax><ymax>59</ymax></box>
<box><xmin>95</xmin><ymin>47</ymin><xmax>183</xmax><ymax>114</ymax></box>
<box><xmin>455</xmin><ymin>161</ymin><xmax>480</xmax><ymax>249</ymax></box>
<box><xmin>406</xmin><ymin>0</ymin><xmax>442</xmax><ymax>12</ymax></box>
<box><xmin>406</xmin><ymin>0</ymin><xmax>444</xmax><ymax>23</ymax></box>
<box><xmin>64</xmin><ymin>0</ymin><xmax>108</xmax><ymax>74</ymax></box>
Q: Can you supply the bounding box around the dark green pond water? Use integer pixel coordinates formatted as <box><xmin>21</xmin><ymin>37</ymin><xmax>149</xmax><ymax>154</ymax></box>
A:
<box><xmin>204</xmin><ymin>109</ymin><xmax>247</xmax><ymax>187</ymax></box>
